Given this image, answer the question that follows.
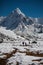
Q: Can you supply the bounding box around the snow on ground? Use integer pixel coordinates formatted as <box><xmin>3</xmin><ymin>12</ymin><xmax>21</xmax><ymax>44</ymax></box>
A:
<box><xmin>0</xmin><ymin>27</ymin><xmax>17</xmax><ymax>39</ymax></box>
<box><xmin>0</xmin><ymin>28</ymin><xmax>43</xmax><ymax>65</ymax></box>
<box><xmin>7</xmin><ymin>52</ymin><xmax>42</xmax><ymax>65</ymax></box>
<box><xmin>0</xmin><ymin>43</ymin><xmax>14</xmax><ymax>54</ymax></box>
<box><xmin>0</xmin><ymin>38</ymin><xmax>43</xmax><ymax>65</ymax></box>
<box><xmin>0</xmin><ymin>8</ymin><xmax>43</xmax><ymax>65</ymax></box>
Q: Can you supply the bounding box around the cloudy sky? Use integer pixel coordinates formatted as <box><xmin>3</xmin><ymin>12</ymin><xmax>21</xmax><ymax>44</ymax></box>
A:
<box><xmin>0</xmin><ymin>0</ymin><xmax>43</xmax><ymax>18</ymax></box>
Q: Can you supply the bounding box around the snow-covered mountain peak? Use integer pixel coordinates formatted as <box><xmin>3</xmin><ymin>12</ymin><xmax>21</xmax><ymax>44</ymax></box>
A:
<box><xmin>0</xmin><ymin>8</ymin><xmax>43</xmax><ymax>41</ymax></box>
<box><xmin>15</xmin><ymin>8</ymin><xmax>22</xmax><ymax>14</ymax></box>
<box><xmin>0</xmin><ymin>8</ymin><xmax>34</xmax><ymax>31</ymax></box>
<box><xmin>12</xmin><ymin>8</ymin><xmax>25</xmax><ymax>17</ymax></box>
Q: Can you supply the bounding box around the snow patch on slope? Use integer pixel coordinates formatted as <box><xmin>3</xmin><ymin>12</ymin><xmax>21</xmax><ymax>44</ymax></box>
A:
<box><xmin>0</xmin><ymin>27</ymin><xmax>17</xmax><ymax>39</ymax></box>
<box><xmin>0</xmin><ymin>43</ymin><xmax>13</xmax><ymax>54</ymax></box>
<box><xmin>14</xmin><ymin>8</ymin><xmax>25</xmax><ymax>17</ymax></box>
